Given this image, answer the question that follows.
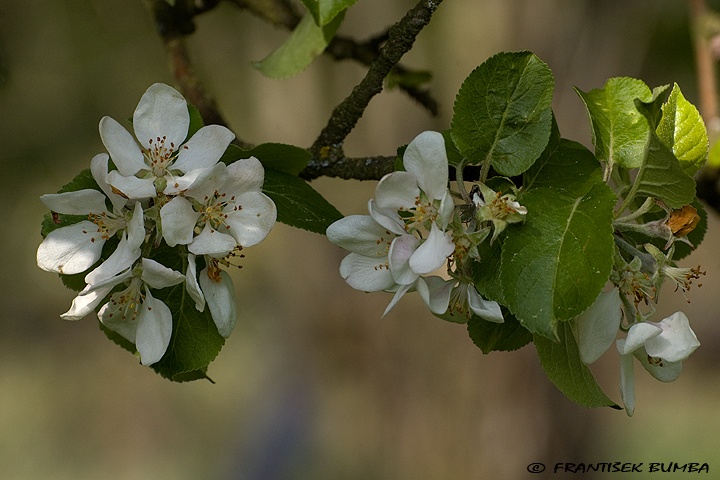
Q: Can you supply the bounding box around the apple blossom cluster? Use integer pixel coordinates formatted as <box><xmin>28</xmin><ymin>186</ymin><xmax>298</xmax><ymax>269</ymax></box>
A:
<box><xmin>37</xmin><ymin>83</ymin><xmax>277</xmax><ymax>366</ymax></box>
<box><xmin>326</xmin><ymin>130</ymin><xmax>523</xmax><ymax>324</ymax></box>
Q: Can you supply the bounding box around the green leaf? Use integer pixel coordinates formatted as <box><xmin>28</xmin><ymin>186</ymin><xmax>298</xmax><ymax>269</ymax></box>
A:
<box><xmin>253</xmin><ymin>12</ymin><xmax>344</xmax><ymax>79</ymax></box>
<box><xmin>575</xmin><ymin>77</ymin><xmax>652</xmax><ymax>169</ymax></box>
<box><xmin>523</xmin><ymin>138</ymin><xmax>602</xmax><ymax>198</ymax></box>
<box><xmin>301</xmin><ymin>0</ymin><xmax>357</xmax><ymax>26</ymax></box>
<box><xmin>263</xmin><ymin>169</ymin><xmax>343</xmax><ymax>234</ymax></box>
<box><xmin>471</xmin><ymin>238</ymin><xmax>505</xmax><ymax>304</ymax></box>
<box><xmin>468</xmin><ymin>309</ymin><xmax>532</xmax><ymax>354</ymax></box>
<box><xmin>451</xmin><ymin>51</ymin><xmax>554</xmax><ymax>176</ymax></box>
<box><xmin>244</xmin><ymin>143</ymin><xmax>311</xmax><ymax>176</ymax></box>
<box><xmin>657</xmin><ymin>83</ymin><xmax>708</xmax><ymax>176</ymax></box>
<box><xmin>186</xmin><ymin>103</ymin><xmax>204</xmax><ymax>141</ymax></box>
<box><xmin>501</xmin><ymin>183</ymin><xmax>616</xmax><ymax>340</ymax></box>
<box><xmin>534</xmin><ymin>322</ymin><xmax>620</xmax><ymax>409</ymax></box>
<box><xmin>386</xmin><ymin>69</ymin><xmax>433</xmax><ymax>90</ymax></box>
<box><xmin>442</xmin><ymin>129</ymin><xmax>465</xmax><ymax>169</ymax></box>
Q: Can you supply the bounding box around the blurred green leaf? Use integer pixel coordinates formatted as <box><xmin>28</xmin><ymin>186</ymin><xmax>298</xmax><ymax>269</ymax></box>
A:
<box><xmin>451</xmin><ymin>51</ymin><xmax>554</xmax><ymax>176</ymax></box>
<box><xmin>245</xmin><ymin>143</ymin><xmax>311</xmax><ymax>176</ymax></box>
<box><xmin>386</xmin><ymin>69</ymin><xmax>432</xmax><ymax>90</ymax></box>
<box><xmin>301</xmin><ymin>0</ymin><xmax>357</xmax><ymax>26</ymax></box>
<box><xmin>253</xmin><ymin>12</ymin><xmax>344</xmax><ymax>79</ymax></box>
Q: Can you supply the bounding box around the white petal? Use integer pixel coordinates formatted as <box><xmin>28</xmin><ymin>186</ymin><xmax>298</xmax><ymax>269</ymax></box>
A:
<box><xmin>172</xmin><ymin>125</ymin><xmax>235</xmax><ymax>173</ymax></box>
<box><xmin>133</xmin><ymin>83</ymin><xmax>189</xmax><ymax>150</ymax></box>
<box><xmin>106</xmin><ymin>171</ymin><xmax>157</xmax><ymax>200</ymax></box>
<box><xmin>126</xmin><ymin>201</ymin><xmax>146</xmax><ymax>251</ymax></box>
<box><xmin>185</xmin><ymin>254</ymin><xmax>205</xmax><ymax>311</ymax></box>
<box><xmin>140</xmin><ymin>258</ymin><xmax>185</xmax><ymax>289</ymax></box>
<box><xmin>60</xmin><ymin>283</ymin><xmax>115</xmax><ymax>321</ymax></box>
<box><xmin>222</xmin><ymin>157</ymin><xmax>265</xmax><ymax>195</ymax></box>
<box><xmin>619</xmin><ymin>322</ymin><xmax>662</xmax><ymax>355</ymax></box>
<box><xmin>415</xmin><ymin>276</ymin><xmax>453</xmax><ymax>315</ymax></box>
<box><xmin>225</xmin><ymin>192</ymin><xmax>277</xmax><ymax>247</ymax></box>
<box><xmin>99</xmin><ymin>301</ymin><xmax>138</xmax><ymax>343</ymax></box>
<box><xmin>339</xmin><ymin>253</ymin><xmax>395</xmax><ymax>292</ymax></box>
<box><xmin>40</xmin><ymin>190</ymin><xmax>108</xmax><ymax>215</ymax></box>
<box><xmin>84</xmin><ymin>231</ymin><xmax>141</xmax><ymax>285</ymax></box>
<box><xmin>403</xmin><ymin>131</ymin><xmax>448</xmax><ymax>201</ymax></box>
<box><xmin>646</xmin><ymin>311</ymin><xmax>700</xmax><ymax>362</ymax></box>
<box><xmin>160</xmin><ymin>196</ymin><xmax>200</xmax><ymax>247</ymax></box>
<box><xmin>437</xmin><ymin>190</ymin><xmax>455</xmax><ymax>230</ymax></box>
<box><xmin>90</xmin><ymin>153</ymin><xmax>128</xmax><ymax>211</ymax></box>
<box><xmin>180</xmin><ymin>162</ymin><xmax>228</xmax><ymax>201</ymax></box>
<box><xmin>576</xmin><ymin>288</ymin><xmax>622</xmax><ymax>364</ymax></box>
<box><xmin>188</xmin><ymin>223</ymin><xmax>237</xmax><ymax>257</ymax></box>
<box><xmin>99</xmin><ymin>116</ymin><xmax>146</xmax><ymax>176</ymax></box>
<box><xmin>199</xmin><ymin>267</ymin><xmax>237</xmax><ymax>338</ymax></box>
<box><xmin>382</xmin><ymin>282</ymin><xmax>414</xmax><ymax>317</ymax></box>
<box><xmin>135</xmin><ymin>289</ymin><xmax>173</xmax><ymax>365</ymax></box>
<box><xmin>368</xmin><ymin>199</ymin><xmax>406</xmax><ymax>235</ymax></box>
<box><xmin>37</xmin><ymin>221</ymin><xmax>105</xmax><ymax>274</ymax></box>
<box><xmin>617</xmin><ymin>345</ymin><xmax>636</xmax><ymax>417</ymax></box>
<box><xmin>374</xmin><ymin>171</ymin><xmax>419</xmax><ymax>212</ymax></box>
<box><xmin>326</xmin><ymin>215</ymin><xmax>394</xmax><ymax>257</ymax></box>
<box><xmin>388</xmin><ymin>234</ymin><xmax>420</xmax><ymax>285</ymax></box>
<box><xmin>467</xmin><ymin>286</ymin><xmax>504</xmax><ymax>323</ymax></box>
<box><xmin>635</xmin><ymin>347</ymin><xmax>683</xmax><ymax>382</ymax></box>
<box><xmin>408</xmin><ymin>224</ymin><xmax>454</xmax><ymax>275</ymax></box>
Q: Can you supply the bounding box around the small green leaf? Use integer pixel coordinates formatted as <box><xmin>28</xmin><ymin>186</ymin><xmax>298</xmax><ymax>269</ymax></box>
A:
<box><xmin>657</xmin><ymin>83</ymin><xmax>708</xmax><ymax>175</ymax></box>
<box><xmin>534</xmin><ymin>322</ymin><xmax>620</xmax><ymax>409</ymax></box>
<box><xmin>253</xmin><ymin>12</ymin><xmax>344</xmax><ymax>79</ymax></box>
<box><xmin>501</xmin><ymin>183</ymin><xmax>616</xmax><ymax>340</ymax></box>
<box><xmin>468</xmin><ymin>309</ymin><xmax>532</xmax><ymax>354</ymax></box>
<box><xmin>575</xmin><ymin>77</ymin><xmax>652</xmax><ymax>169</ymax></box>
<box><xmin>451</xmin><ymin>51</ymin><xmax>554</xmax><ymax>176</ymax></box>
<box><xmin>386</xmin><ymin>69</ymin><xmax>432</xmax><ymax>90</ymax></box>
<box><xmin>186</xmin><ymin>104</ymin><xmax>204</xmax><ymax>141</ymax></box>
<box><xmin>301</xmin><ymin>0</ymin><xmax>358</xmax><ymax>26</ymax></box>
<box><xmin>244</xmin><ymin>143</ymin><xmax>311</xmax><ymax>176</ymax></box>
<box><xmin>263</xmin><ymin>169</ymin><xmax>343</xmax><ymax>234</ymax></box>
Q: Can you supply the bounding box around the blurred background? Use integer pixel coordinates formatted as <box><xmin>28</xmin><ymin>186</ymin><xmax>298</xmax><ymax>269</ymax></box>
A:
<box><xmin>1</xmin><ymin>0</ymin><xmax>720</xmax><ymax>478</ymax></box>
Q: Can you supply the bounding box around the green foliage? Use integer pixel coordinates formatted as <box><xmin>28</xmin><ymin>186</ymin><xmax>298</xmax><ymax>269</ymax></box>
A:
<box><xmin>657</xmin><ymin>84</ymin><xmax>708</xmax><ymax>175</ymax></box>
<box><xmin>534</xmin><ymin>323</ymin><xmax>620</xmax><ymax>409</ymax></box>
<box><xmin>253</xmin><ymin>12</ymin><xmax>344</xmax><ymax>79</ymax></box>
<box><xmin>451</xmin><ymin>51</ymin><xmax>554</xmax><ymax>175</ymax></box>
<box><xmin>301</xmin><ymin>0</ymin><xmax>357</xmax><ymax>26</ymax></box>
<box><xmin>467</xmin><ymin>309</ymin><xmax>532</xmax><ymax>354</ymax></box>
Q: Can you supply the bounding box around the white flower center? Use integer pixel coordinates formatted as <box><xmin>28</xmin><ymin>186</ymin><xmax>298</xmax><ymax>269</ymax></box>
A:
<box><xmin>87</xmin><ymin>211</ymin><xmax>126</xmax><ymax>242</ymax></box>
<box><xmin>200</xmin><ymin>191</ymin><xmax>240</xmax><ymax>232</ymax></box>
<box><xmin>399</xmin><ymin>194</ymin><xmax>439</xmax><ymax>235</ymax></box>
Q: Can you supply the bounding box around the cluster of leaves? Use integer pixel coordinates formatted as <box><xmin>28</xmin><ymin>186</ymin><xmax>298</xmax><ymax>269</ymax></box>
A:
<box><xmin>444</xmin><ymin>51</ymin><xmax>707</xmax><ymax>407</ymax></box>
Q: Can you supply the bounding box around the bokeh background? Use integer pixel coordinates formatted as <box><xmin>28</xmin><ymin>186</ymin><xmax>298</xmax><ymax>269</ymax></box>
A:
<box><xmin>2</xmin><ymin>0</ymin><xmax>720</xmax><ymax>478</ymax></box>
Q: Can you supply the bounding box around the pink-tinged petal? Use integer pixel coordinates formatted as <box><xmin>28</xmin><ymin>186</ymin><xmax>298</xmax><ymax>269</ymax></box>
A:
<box><xmin>40</xmin><ymin>190</ymin><xmax>108</xmax><ymax>215</ymax></box>
<box><xmin>135</xmin><ymin>289</ymin><xmax>173</xmax><ymax>365</ymax></box>
<box><xmin>199</xmin><ymin>267</ymin><xmax>237</xmax><ymax>338</ymax></box>
<box><xmin>408</xmin><ymin>224</ymin><xmax>454</xmax><ymax>275</ymax></box>
<box><xmin>646</xmin><ymin>311</ymin><xmax>700</xmax><ymax>362</ymax></box>
<box><xmin>37</xmin><ymin>221</ymin><xmax>105</xmax><ymax>274</ymax></box>
<box><xmin>467</xmin><ymin>286</ymin><xmax>503</xmax><ymax>323</ymax></box>
<box><xmin>326</xmin><ymin>215</ymin><xmax>393</xmax><ymax>257</ymax></box>
<box><xmin>99</xmin><ymin>116</ymin><xmax>146</xmax><ymax>176</ymax></box>
<box><xmin>185</xmin><ymin>254</ymin><xmax>205</xmax><ymax>311</ymax></box>
<box><xmin>403</xmin><ymin>131</ymin><xmax>448</xmax><ymax>201</ymax></box>
<box><xmin>222</xmin><ymin>157</ymin><xmax>265</xmax><ymax>195</ymax></box>
<box><xmin>576</xmin><ymin>288</ymin><xmax>622</xmax><ymax>364</ymax></box>
<box><xmin>182</xmin><ymin>162</ymin><xmax>228</xmax><ymax>201</ymax></box>
<box><xmin>374</xmin><ymin>171</ymin><xmax>419</xmax><ymax>212</ymax></box>
<box><xmin>416</xmin><ymin>276</ymin><xmax>453</xmax><ymax>315</ymax></box>
<box><xmin>382</xmin><ymin>282</ymin><xmax>414</xmax><ymax>317</ymax></box>
<box><xmin>90</xmin><ymin>153</ymin><xmax>128</xmax><ymax>211</ymax></box>
<box><xmin>140</xmin><ymin>258</ymin><xmax>184</xmax><ymax>289</ymax></box>
<box><xmin>173</xmin><ymin>125</ymin><xmax>235</xmax><ymax>173</ymax></box>
<box><xmin>339</xmin><ymin>253</ymin><xmax>395</xmax><ymax>292</ymax></box>
<box><xmin>388</xmin><ymin>234</ymin><xmax>420</xmax><ymax>285</ymax></box>
<box><xmin>188</xmin><ymin>224</ymin><xmax>237</xmax><ymax>257</ymax></box>
<box><xmin>368</xmin><ymin>199</ymin><xmax>406</xmax><ymax>235</ymax></box>
<box><xmin>106</xmin><ymin>171</ymin><xmax>157</xmax><ymax>200</ymax></box>
<box><xmin>616</xmin><ymin>342</ymin><xmax>636</xmax><ymax>417</ymax></box>
<box><xmin>160</xmin><ymin>197</ymin><xmax>200</xmax><ymax>247</ymax></box>
<box><xmin>225</xmin><ymin>192</ymin><xmax>277</xmax><ymax>247</ymax></box>
<box><xmin>133</xmin><ymin>83</ymin><xmax>189</xmax><ymax>150</ymax></box>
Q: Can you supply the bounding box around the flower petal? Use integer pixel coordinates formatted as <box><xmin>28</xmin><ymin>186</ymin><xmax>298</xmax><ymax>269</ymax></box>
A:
<box><xmin>634</xmin><ymin>347</ymin><xmax>683</xmax><ymax>382</ymax></box>
<box><xmin>382</xmin><ymin>282</ymin><xmax>414</xmax><ymax>317</ymax></box>
<box><xmin>84</xmin><ymin>230</ymin><xmax>141</xmax><ymax>285</ymax></box>
<box><xmin>617</xmin><ymin>343</ymin><xmax>636</xmax><ymax>417</ymax></box>
<box><xmin>415</xmin><ymin>276</ymin><xmax>453</xmax><ymax>315</ymax></box>
<box><xmin>467</xmin><ymin>286</ymin><xmax>504</xmax><ymax>323</ymax></box>
<box><xmin>225</xmin><ymin>192</ymin><xmax>277</xmax><ymax>247</ymax></box>
<box><xmin>106</xmin><ymin>171</ymin><xmax>157</xmax><ymax>200</ymax></box>
<box><xmin>40</xmin><ymin>190</ymin><xmax>109</xmax><ymax>215</ymax></box>
<box><xmin>180</xmin><ymin>162</ymin><xmax>227</xmax><ymax>201</ymax></box>
<box><xmin>576</xmin><ymin>288</ymin><xmax>622</xmax><ymax>364</ymax></box>
<box><xmin>188</xmin><ymin>224</ymin><xmax>237</xmax><ymax>257</ymax></box>
<box><xmin>172</xmin><ymin>125</ymin><xmax>235</xmax><ymax>173</ymax></box>
<box><xmin>133</xmin><ymin>83</ymin><xmax>189</xmax><ymax>150</ymax></box>
<box><xmin>368</xmin><ymin>199</ymin><xmax>406</xmax><ymax>235</ymax></box>
<box><xmin>61</xmin><ymin>282</ymin><xmax>116</xmax><ymax>321</ymax></box>
<box><xmin>135</xmin><ymin>289</ymin><xmax>173</xmax><ymax>365</ymax></box>
<box><xmin>326</xmin><ymin>215</ymin><xmax>393</xmax><ymax>257</ymax></box>
<box><xmin>185</xmin><ymin>254</ymin><xmax>205</xmax><ymax>311</ymax></box>
<box><xmin>90</xmin><ymin>153</ymin><xmax>128</xmax><ymax>211</ymax></box>
<box><xmin>222</xmin><ymin>157</ymin><xmax>265</xmax><ymax>195</ymax></box>
<box><xmin>374</xmin><ymin>171</ymin><xmax>419</xmax><ymax>212</ymax></box>
<box><xmin>388</xmin><ymin>234</ymin><xmax>420</xmax><ymax>285</ymax></box>
<box><xmin>619</xmin><ymin>322</ymin><xmax>662</xmax><ymax>355</ymax></box>
<box><xmin>36</xmin><ymin>221</ymin><xmax>105</xmax><ymax>274</ymax></box>
<box><xmin>408</xmin><ymin>223</ymin><xmax>454</xmax><ymax>275</ymax></box>
<box><xmin>403</xmin><ymin>131</ymin><xmax>448</xmax><ymax>201</ymax></box>
<box><xmin>99</xmin><ymin>116</ymin><xmax>146</xmax><ymax>176</ymax></box>
<box><xmin>339</xmin><ymin>253</ymin><xmax>395</xmax><ymax>292</ymax></box>
<box><xmin>199</xmin><ymin>267</ymin><xmax>237</xmax><ymax>338</ymax></box>
<box><xmin>160</xmin><ymin>196</ymin><xmax>200</xmax><ymax>247</ymax></box>
<box><xmin>140</xmin><ymin>258</ymin><xmax>185</xmax><ymax>289</ymax></box>
<box><xmin>646</xmin><ymin>311</ymin><xmax>700</xmax><ymax>362</ymax></box>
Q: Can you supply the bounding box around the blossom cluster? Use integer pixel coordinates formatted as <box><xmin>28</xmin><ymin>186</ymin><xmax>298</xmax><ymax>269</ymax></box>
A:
<box><xmin>326</xmin><ymin>130</ymin><xmax>524</xmax><ymax>324</ymax></box>
<box><xmin>37</xmin><ymin>83</ymin><xmax>277</xmax><ymax>365</ymax></box>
